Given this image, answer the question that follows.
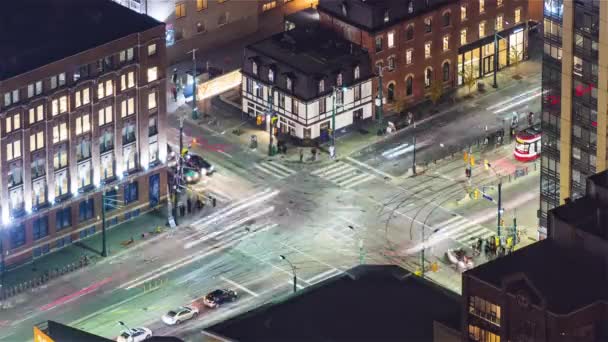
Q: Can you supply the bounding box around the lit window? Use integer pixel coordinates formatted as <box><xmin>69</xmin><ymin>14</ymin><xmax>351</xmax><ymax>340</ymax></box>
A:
<box><xmin>354</xmin><ymin>65</ymin><xmax>360</xmax><ymax>79</ymax></box>
<box><xmin>425</xmin><ymin>67</ymin><xmax>432</xmax><ymax>88</ymax></box>
<box><xmin>6</xmin><ymin>140</ymin><xmax>21</xmax><ymax>161</ymax></box>
<box><xmin>318</xmin><ymin>80</ymin><xmax>325</xmax><ymax>93</ymax></box>
<box><xmin>148</xmin><ymin>43</ymin><xmax>157</xmax><ymax>56</ymax></box>
<box><xmin>262</xmin><ymin>1</ymin><xmax>277</xmax><ymax>11</ymax></box>
<box><xmin>52</xmin><ymin>123</ymin><xmax>68</xmax><ymax>144</ymax></box>
<box><xmin>35</xmin><ymin>81</ymin><xmax>43</xmax><ymax>95</ymax></box>
<box><xmin>388</xmin><ymin>31</ymin><xmax>395</xmax><ymax>48</ymax></box>
<box><xmin>479</xmin><ymin>0</ymin><xmax>484</xmax><ymax>13</ymax></box>
<box><xmin>148</xmin><ymin>91</ymin><xmax>157</xmax><ymax>110</ymax></box>
<box><xmin>75</xmin><ymin>88</ymin><xmax>90</xmax><ymax>108</ymax></box>
<box><xmin>515</xmin><ymin>8</ymin><xmax>521</xmax><ymax>23</ymax></box>
<box><xmin>337</xmin><ymin>73</ymin><xmax>343</xmax><ymax>86</ymax></box>
<box><xmin>268</xmin><ymin>69</ymin><xmax>274</xmax><ymax>83</ymax></box>
<box><xmin>497</xmin><ymin>0</ymin><xmax>502</xmax><ymax>6</ymax></box>
<box><xmin>461</xmin><ymin>5</ymin><xmax>467</xmax><ymax>21</ymax></box>
<box><xmin>408</xmin><ymin>1</ymin><xmax>413</xmax><ymax>13</ymax></box>
<box><xmin>121</xmin><ymin>98</ymin><xmax>136</xmax><ymax>117</ymax></box>
<box><xmin>479</xmin><ymin>21</ymin><xmax>486</xmax><ymax>37</ymax></box>
<box><xmin>5</xmin><ymin>113</ymin><xmax>20</xmax><ymax>133</ymax></box>
<box><xmin>175</xmin><ymin>2</ymin><xmax>186</xmax><ymax>18</ymax></box>
<box><xmin>27</xmin><ymin>84</ymin><xmax>34</xmax><ymax>98</ymax></box>
<box><xmin>75</xmin><ymin>114</ymin><xmax>91</xmax><ymax>135</ymax></box>
<box><xmin>496</xmin><ymin>14</ymin><xmax>503</xmax><ymax>31</ymax></box>
<box><xmin>147</xmin><ymin>67</ymin><xmax>158</xmax><ymax>83</ymax></box>
<box><xmin>197</xmin><ymin>0</ymin><xmax>207</xmax><ymax>10</ymax></box>
<box><xmin>388</xmin><ymin>56</ymin><xmax>395</xmax><ymax>70</ymax></box>
<box><xmin>98</xmin><ymin>106</ymin><xmax>113</xmax><ymax>126</ymax></box>
<box><xmin>286</xmin><ymin>78</ymin><xmax>292</xmax><ymax>91</ymax></box>
<box><xmin>30</xmin><ymin>131</ymin><xmax>45</xmax><ymax>152</ymax></box>
<box><xmin>424</xmin><ymin>17</ymin><xmax>432</xmax><ymax>33</ymax></box>
<box><xmin>460</xmin><ymin>29</ymin><xmax>467</xmax><ymax>45</ymax></box>
<box><xmin>252</xmin><ymin>61</ymin><xmax>258</xmax><ymax>75</ymax></box>
<box><xmin>29</xmin><ymin>105</ymin><xmax>44</xmax><ymax>124</ymax></box>
<box><xmin>443</xmin><ymin>35</ymin><xmax>449</xmax><ymax>51</ymax></box>
<box><xmin>406</xmin><ymin>49</ymin><xmax>413</xmax><ymax>65</ymax></box>
<box><xmin>425</xmin><ymin>42</ymin><xmax>431</xmax><ymax>58</ymax></box>
<box><xmin>384</xmin><ymin>10</ymin><xmax>389</xmax><ymax>23</ymax></box>
<box><xmin>58</xmin><ymin>73</ymin><xmax>66</xmax><ymax>87</ymax></box>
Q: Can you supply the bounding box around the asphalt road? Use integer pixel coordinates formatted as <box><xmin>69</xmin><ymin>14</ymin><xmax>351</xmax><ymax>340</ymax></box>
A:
<box><xmin>0</xmin><ymin>73</ymin><xmax>541</xmax><ymax>341</ymax></box>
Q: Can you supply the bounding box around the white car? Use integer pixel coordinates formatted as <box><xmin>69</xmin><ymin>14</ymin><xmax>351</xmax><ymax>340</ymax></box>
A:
<box><xmin>161</xmin><ymin>305</ymin><xmax>199</xmax><ymax>325</ymax></box>
<box><xmin>116</xmin><ymin>327</ymin><xmax>152</xmax><ymax>342</ymax></box>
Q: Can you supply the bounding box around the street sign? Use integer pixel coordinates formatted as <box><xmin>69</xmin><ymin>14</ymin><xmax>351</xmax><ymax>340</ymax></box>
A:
<box><xmin>482</xmin><ymin>193</ymin><xmax>493</xmax><ymax>202</ymax></box>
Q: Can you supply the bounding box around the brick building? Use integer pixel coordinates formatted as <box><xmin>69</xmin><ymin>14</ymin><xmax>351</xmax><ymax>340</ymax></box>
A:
<box><xmin>317</xmin><ymin>0</ymin><xmax>529</xmax><ymax>110</ymax></box>
<box><xmin>0</xmin><ymin>0</ymin><xmax>168</xmax><ymax>269</ymax></box>
<box><xmin>462</xmin><ymin>169</ymin><xmax>608</xmax><ymax>341</ymax></box>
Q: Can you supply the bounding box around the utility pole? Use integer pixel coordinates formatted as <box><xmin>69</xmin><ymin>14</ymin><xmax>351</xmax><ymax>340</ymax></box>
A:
<box><xmin>188</xmin><ymin>49</ymin><xmax>199</xmax><ymax>119</ymax></box>
<box><xmin>497</xmin><ymin>181</ymin><xmax>503</xmax><ymax>237</ymax></box>
<box><xmin>376</xmin><ymin>66</ymin><xmax>384</xmax><ymax>123</ymax></box>
<box><xmin>101</xmin><ymin>191</ymin><xmax>107</xmax><ymax>257</ymax></box>
<box><xmin>268</xmin><ymin>88</ymin><xmax>274</xmax><ymax>157</ymax></box>
<box><xmin>412</xmin><ymin>133</ymin><xmax>417</xmax><ymax>175</ymax></box>
<box><xmin>492</xmin><ymin>33</ymin><xmax>498</xmax><ymax>88</ymax></box>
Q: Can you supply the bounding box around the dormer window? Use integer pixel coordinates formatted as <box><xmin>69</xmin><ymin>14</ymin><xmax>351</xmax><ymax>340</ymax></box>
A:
<box><xmin>408</xmin><ymin>1</ymin><xmax>413</xmax><ymax>13</ymax></box>
<box><xmin>318</xmin><ymin>79</ymin><xmax>325</xmax><ymax>93</ymax></box>
<box><xmin>354</xmin><ymin>66</ymin><xmax>360</xmax><ymax>80</ymax></box>
<box><xmin>384</xmin><ymin>10</ymin><xmax>389</xmax><ymax>23</ymax></box>
<box><xmin>252</xmin><ymin>61</ymin><xmax>258</xmax><ymax>75</ymax></box>
<box><xmin>337</xmin><ymin>73</ymin><xmax>343</xmax><ymax>87</ymax></box>
<box><xmin>286</xmin><ymin>77</ymin><xmax>292</xmax><ymax>91</ymax></box>
<box><xmin>268</xmin><ymin>68</ymin><xmax>274</xmax><ymax>83</ymax></box>
<box><xmin>341</xmin><ymin>2</ymin><xmax>347</xmax><ymax>16</ymax></box>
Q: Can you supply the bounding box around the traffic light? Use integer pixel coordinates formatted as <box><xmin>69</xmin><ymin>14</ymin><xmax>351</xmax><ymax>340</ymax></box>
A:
<box><xmin>484</xmin><ymin>159</ymin><xmax>490</xmax><ymax>170</ymax></box>
<box><xmin>431</xmin><ymin>262</ymin><xmax>439</xmax><ymax>272</ymax></box>
<box><xmin>473</xmin><ymin>189</ymin><xmax>480</xmax><ymax>200</ymax></box>
<box><xmin>463</xmin><ymin>151</ymin><xmax>468</xmax><ymax>162</ymax></box>
<box><xmin>470</xmin><ymin>155</ymin><xmax>475</xmax><ymax>167</ymax></box>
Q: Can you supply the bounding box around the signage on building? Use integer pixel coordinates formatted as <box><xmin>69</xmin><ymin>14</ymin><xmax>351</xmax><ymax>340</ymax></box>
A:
<box><xmin>33</xmin><ymin>326</ymin><xmax>54</xmax><ymax>342</ymax></box>
<box><xmin>166</xmin><ymin>24</ymin><xmax>175</xmax><ymax>47</ymax></box>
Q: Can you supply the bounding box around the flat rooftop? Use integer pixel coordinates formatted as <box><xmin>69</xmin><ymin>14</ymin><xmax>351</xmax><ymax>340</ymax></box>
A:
<box><xmin>550</xmin><ymin>196</ymin><xmax>608</xmax><ymax>240</ymax></box>
<box><xmin>204</xmin><ymin>265</ymin><xmax>461</xmax><ymax>342</ymax></box>
<box><xmin>248</xmin><ymin>27</ymin><xmax>369</xmax><ymax>76</ymax></box>
<box><xmin>466</xmin><ymin>239</ymin><xmax>607</xmax><ymax>314</ymax></box>
<box><xmin>0</xmin><ymin>0</ymin><xmax>162</xmax><ymax>81</ymax></box>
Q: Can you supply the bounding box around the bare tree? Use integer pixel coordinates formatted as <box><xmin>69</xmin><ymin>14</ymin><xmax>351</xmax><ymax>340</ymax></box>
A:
<box><xmin>429</xmin><ymin>81</ymin><xmax>443</xmax><ymax>106</ymax></box>
<box><xmin>459</xmin><ymin>67</ymin><xmax>476</xmax><ymax>95</ymax></box>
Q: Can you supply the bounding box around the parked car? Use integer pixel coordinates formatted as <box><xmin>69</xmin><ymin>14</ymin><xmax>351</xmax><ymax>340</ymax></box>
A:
<box><xmin>185</xmin><ymin>154</ymin><xmax>215</xmax><ymax>176</ymax></box>
<box><xmin>116</xmin><ymin>327</ymin><xmax>152</xmax><ymax>342</ymax></box>
<box><xmin>203</xmin><ymin>289</ymin><xmax>238</xmax><ymax>308</ymax></box>
<box><xmin>161</xmin><ymin>306</ymin><xmax>199</xmax><ymax>325</ymax></box>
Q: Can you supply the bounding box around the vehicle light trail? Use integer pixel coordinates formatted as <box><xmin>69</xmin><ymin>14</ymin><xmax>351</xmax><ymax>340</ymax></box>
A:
<box><xmin>486</xmin><ymin>86</ymin><xmax>542</xmax><ymax>111</ymax></box>
<box><xmin>38</xmin><ymin>277</ymin><xmax>113</xmax><ymax>312</ymax></box>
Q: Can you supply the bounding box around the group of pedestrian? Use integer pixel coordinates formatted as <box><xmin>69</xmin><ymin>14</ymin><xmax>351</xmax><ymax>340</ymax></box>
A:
<box><xmin>472</xmin><ymin>236</ymin><xmax>514</xmax><ymax>259</ymax></box>
<box><xmin>176</xmin><ymin>194</ymin><xmax>209</xmax><ymax>218</ymax></box>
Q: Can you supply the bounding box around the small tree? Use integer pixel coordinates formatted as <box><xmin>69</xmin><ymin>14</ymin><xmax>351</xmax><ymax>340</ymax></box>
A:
<box><xmin>459</xmin><ymin>67</ymin><xmax>476</xmax><ymax>95</ymax></box>
<box><xmin>429</xmin><ymin>81</ymin><xmax>443</xmax><ymax>106</ymax></box>
<box><xmin>509</xmin><ymin>45</ymin><xmax>523</xmax><ymax>75</ymax></box>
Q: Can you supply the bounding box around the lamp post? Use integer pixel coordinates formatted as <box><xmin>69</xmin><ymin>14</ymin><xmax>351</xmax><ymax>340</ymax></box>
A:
<box><xmin>279</xmin><ymin>255</ymin><xmax>297</xmax><ymax>293</ymax></box>
<box><xmin>267</xmin><ymin>87</ymin><xmax>276</xmax><ymax>157</ymax></box>
<box><xmin>375</xmin><ymin>66</ymin><xmax>389</xmax><ymax>124</ymax></box>
<box><xmin>101</xmin><ymin>185</ymin><xmax>121</xmax><ymax>257</ymax></box>
<box><xmin>485</xmin><ymin>162</ymin><xmax>504</xmax><ymax>238</ymax></box>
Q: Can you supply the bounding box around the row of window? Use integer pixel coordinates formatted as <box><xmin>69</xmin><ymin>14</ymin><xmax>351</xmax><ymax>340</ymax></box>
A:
<box><xmin>3</xmin><ymin>46</ymin><xmax>158</xmax><ymax>109</ymax></box>
<box><xmin>374</xmin><ymin>7</ymin><xmax>522</xmax><ymax>53</ymax></box>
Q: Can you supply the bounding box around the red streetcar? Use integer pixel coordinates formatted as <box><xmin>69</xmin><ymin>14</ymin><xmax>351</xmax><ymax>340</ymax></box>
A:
<box><xmin>514</xmin><ymin>124</ymin><xmax>542</xmax><ymax>162</ymax></box>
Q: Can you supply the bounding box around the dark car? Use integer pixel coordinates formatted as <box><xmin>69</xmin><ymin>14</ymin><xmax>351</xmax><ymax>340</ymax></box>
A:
<box><xmin>185</xmin><ymin>154</ymin><xmax>214</xmax><ymax>175</ymax></box>
<box><xmin>203</xmin><ymin>289</ymin><xmax>237</xmax><ymax>308</ymax></box>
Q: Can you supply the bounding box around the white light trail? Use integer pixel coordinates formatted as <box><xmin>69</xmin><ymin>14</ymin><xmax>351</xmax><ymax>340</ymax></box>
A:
<box><xmin>491</xmin><ymin>90</ymin><xmax>545</xmax><ymax>114</ymax></box>
<box><xmin>485</xmin><ymin>86</ymin><xmax>542</xmax><ymax>111</ymax></box>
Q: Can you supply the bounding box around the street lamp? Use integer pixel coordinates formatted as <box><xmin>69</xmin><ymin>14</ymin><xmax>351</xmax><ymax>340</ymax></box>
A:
<box><xmin>279</xmin><ymin>255</ymin><xmax>297</xmax><ymax>293</ymax></box>
<box><xmin>484</xmin><ymin>162</ymin><xmax>505</xmax><ymax>238</ymax></box>
<box><xmin>375</xmin><ymin>65</ymin><xmax>391</xmax><ymax>125</ymax></box>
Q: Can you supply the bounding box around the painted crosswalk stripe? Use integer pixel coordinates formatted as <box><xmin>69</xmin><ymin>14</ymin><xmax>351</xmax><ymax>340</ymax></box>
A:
<box><xmin>343</xmin><ymin>174</ymin><xmax>376</xmax><ymax>189</ymax></box>
<box><xmin>254</xmin><ymin>163</ymin><xmax>291</xmax><ymax>179</ymax></box>
<box><xmin>345</xmin><ymin>157</ymin><xmax>393</xmax><ymax>180</ymax></box>
<box><xmin>312</xmin><ymin>161</ymin><xmax>377</xmax><ymax>189</ymax></box>
<box><xmin>310</xmin><ymin>162</ymin><xmax>347</xmax><ymax>176</ymax></box>
<box><xmin>267</xmin><ymin>161</ymin><xmax>297</xmax><ymax>175</ymax></box>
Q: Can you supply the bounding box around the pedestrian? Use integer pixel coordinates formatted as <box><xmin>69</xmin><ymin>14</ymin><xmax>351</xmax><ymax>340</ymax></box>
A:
<box><xmin>171</xmin><ymin>84</ymin><xmax>177</xmax><ymax>102</ymax></box>
<box><xmin>299</xmin><ymin>148</ymin><xmax>304</xmax><ymax>163</ymax></box>
<box><xmin>172</xmin><ymin>68</ymin><xmax>178</xmax><ymax>84</ymax></box>
<box><xmin>528</xmin><ymin>112</ymin><xmax>534</xmax><ymax>126</ymax></box>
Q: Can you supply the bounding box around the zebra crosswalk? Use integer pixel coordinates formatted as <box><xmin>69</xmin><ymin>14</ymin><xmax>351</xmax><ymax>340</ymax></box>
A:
<box><xmin>253</xmin><ymin>161</ymin><xmax>297</xmax><ymax>180</ymax></box>
<box><xmin>310</xmin><ymin>161</ymin><xmax>376</xmax><ymax>189</ymax></box>
<box><xmin>434</xmin><ymin>215</ymin><xmax>496</xmax><ymax>246</ymax></box>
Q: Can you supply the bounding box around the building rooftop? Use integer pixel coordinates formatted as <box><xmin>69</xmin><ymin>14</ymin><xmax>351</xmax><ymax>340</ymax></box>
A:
<box><xmin>466</xmin><ymin>239</ymin><xmax>607</xmax><ymax>315</ymax></box>
<box><xmin>285</xmin><ymin>8</ymin><xmax>320</xmax><ymax>30</ymax></box>
<box><xmin>247</xmin><ymin>26</ymin><xmax>369</xmax><ymax>77</ymax></box>
<box><xmin>317</xmin><ymin>0</ymin><xmax>456</xmax><ymax>32</ymax></box>
<box><xmin>204</xmin><ymin>265</ymin><xmax>461</xmax><ymax>342</ymax></box>
<box><xmin>0</xmin><ymin>0</ymin><xmax>162</xmax><ymax>81</ymax></box>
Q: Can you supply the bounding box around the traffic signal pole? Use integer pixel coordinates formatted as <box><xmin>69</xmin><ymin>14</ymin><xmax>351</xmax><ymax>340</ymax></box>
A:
<box><xmin>174</xmin><ymin>117</ymin><xmax>184</xmax><ymax>226</ymax></box>
<box><xmin>268</xmin><ymin>89</ymin><xmax>274</xmax><ymax>157</ymax></box>
<box><xmin>497</xmin><ymin>181</ymin><xmax>503</xmax><ymax>237</ymax></box>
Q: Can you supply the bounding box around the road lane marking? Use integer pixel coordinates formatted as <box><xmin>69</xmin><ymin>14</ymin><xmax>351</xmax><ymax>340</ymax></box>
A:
<box><xmin>345</xmin><ymin>157</ymin><xmax>393</xmax><ymax>179</ymax></box>
<box><xmin>220</xmin><ymin>276</ymin><xmax>259</xmax><ymax>297</ymax></box>
<box><xmin>305</xmin><ymin>269</ymin><xmax>340</xmax><ymax>284</ymax></box>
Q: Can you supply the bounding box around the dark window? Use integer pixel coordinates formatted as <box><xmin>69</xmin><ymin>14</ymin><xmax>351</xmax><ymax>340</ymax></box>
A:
<box><xmin>354</xmin><ymin>85</ymin><xmax>361</xmax><ymax>101</ymax></box>
<box><xmin>406</xmin><ymin>76</ymin><xmax>413</xmax><ymax>96</ymax></box>
<box><xmin>443</xmin><ymin>62</ymin><xmax>450</xmax><ymax>82</ymax></box>
<box><xmin>148</xmin><ymin>116</ymin><xmax>158</xmax><ymax>137</ymax></box>
<box><xmin>33</xmin><ymin>217</ymin><xmax>49</xmax><ymax>240</ymax></box>
<box><xmin>56</xmin><ymin>207</ymin><xmax>72</xmax><ymax>230</ymax></box>
<box><xmin>124</xmin><ymin>182</ymin><xmax>139</xmax><ymax>204</ymax></box>
<box><xmin>100</xmin><ymin>129</ymin><xmax>114</xmax><ymax>153</ymax></box>
<box><xmin>424</xmin><ymin>18</ymin><xmax>432</xmax><ymax>33</ymax></box>
<box><xmin>31</xmin><ymin>157</ymin><xmax>46</xmax><ymax>179</ymax></box>
<box><xmin>246</xmin><ymin>78</ymin><xmax>253</xmax><ymax>94</ymax></box>
<box><xmin>122</xmin><ymin>120</ymin><xmax>136</xmax><ymax>145</ymax></box>
<box><xmin>104</xmin><ymin>188</ymin><xmax>117</xmax><ymax>212</ymax></box>
<box><xmin>319</xmin><ymin>97</ymin><xmax>326</xmax><ymax>113</ymax></box>
<box><xmin>10</xmin><ymin>224</ymin><xmax>26</xmax><ymax>248</ymax></box>
<box><xmin>79</xmin><ymin>199</ymin><xmax>94</xmax><ymax>222</ymax></box>
<box><xmin>375</xmin><ymin>36</ymin><xmax>383</xmax><ymax>52</ymax></box>
<box><xmin>442</xmin><ymin>12</ymin><xmax>451</xmax><ymax>26</ymax></box>
<box><xmin>406</xmin><ymin>26</ymin><xmax>414</xmax><ymax>40</ymax></box>
<box><xmin>278</xmin><ymin>93</ymin><xmax>285</xmax><ymax>109</ymax></box>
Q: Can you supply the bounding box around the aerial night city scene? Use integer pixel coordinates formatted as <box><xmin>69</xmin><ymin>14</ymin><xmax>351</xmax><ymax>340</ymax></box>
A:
<box><xmin>0</xmin><ymin>0</ymin><xmax>607</xmax><ymax>341</ymax></box>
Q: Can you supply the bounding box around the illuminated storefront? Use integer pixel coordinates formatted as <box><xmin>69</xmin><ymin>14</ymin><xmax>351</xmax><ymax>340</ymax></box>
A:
<box><xmin>457</xmin><ymin>24</ymin><xmax>527</xmax><ymax>85</ymax></box>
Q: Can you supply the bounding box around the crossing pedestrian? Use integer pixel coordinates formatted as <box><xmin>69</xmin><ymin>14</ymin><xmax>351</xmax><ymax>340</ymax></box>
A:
<box><xmin>299</xmin><ymin>148</ymin><xmax>304</xmax><ymax>163</ymax></box>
